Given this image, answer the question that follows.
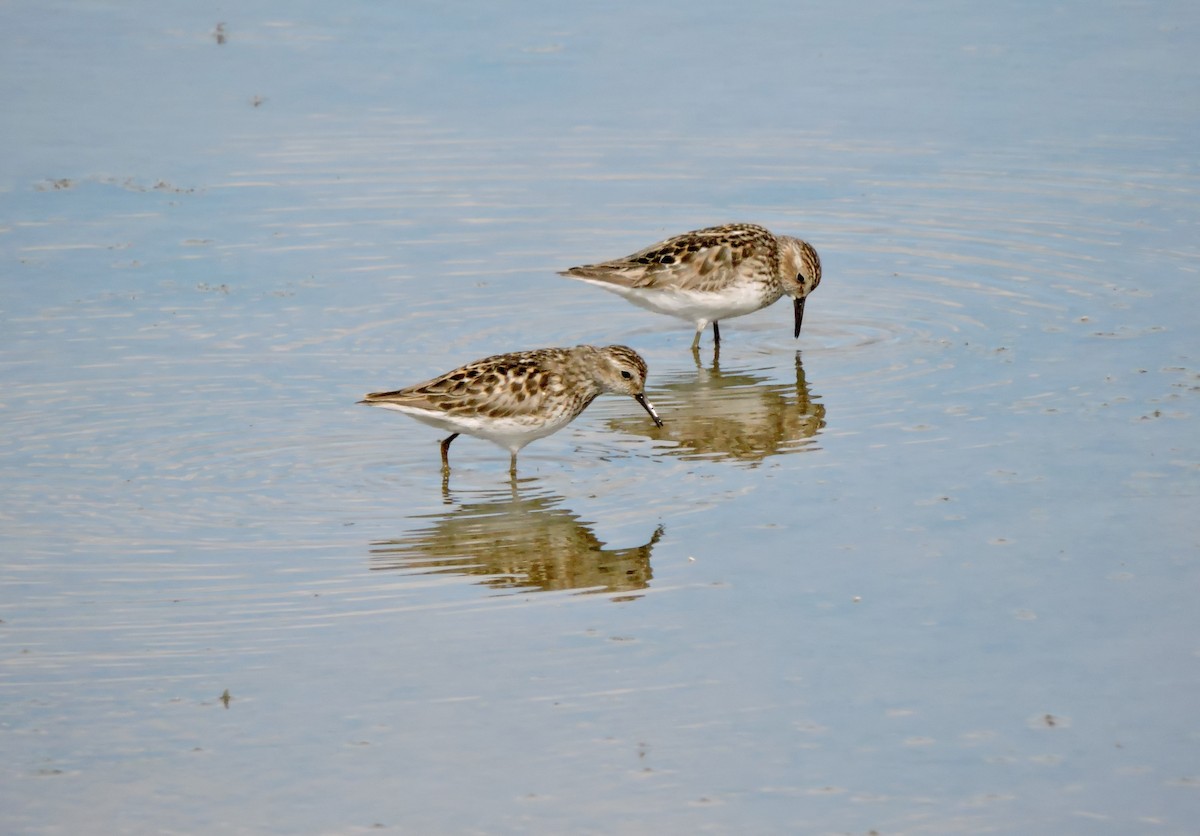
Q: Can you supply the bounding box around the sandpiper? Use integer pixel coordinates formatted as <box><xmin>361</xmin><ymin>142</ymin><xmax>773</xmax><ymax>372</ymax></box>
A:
<box><xmin>561</xmin><ymin>223</ymin><xmax>821</xmax><ymax>348</ymax></box>
<box><xmin>359</xmin><ymin>345</ymin><xmax>662</xmax><ymax>474</ymax></box>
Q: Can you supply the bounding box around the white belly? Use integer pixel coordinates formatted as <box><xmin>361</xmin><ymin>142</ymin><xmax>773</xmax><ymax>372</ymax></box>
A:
<box><xmin>578</xmin><ymin>279</ymin><xmax>774</xmax><ymax>325</ymax></box>
<box><xmin>367</xmin><ymin>402</ymin><xmax>574</xmax><ymax>453</ymax></box>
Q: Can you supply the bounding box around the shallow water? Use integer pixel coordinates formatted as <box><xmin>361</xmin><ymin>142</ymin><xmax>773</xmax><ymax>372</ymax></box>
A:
<box><xmin>3</xmin><ymin>1</ymin><xmax>1199</xmax><ymax>833</ymax></box>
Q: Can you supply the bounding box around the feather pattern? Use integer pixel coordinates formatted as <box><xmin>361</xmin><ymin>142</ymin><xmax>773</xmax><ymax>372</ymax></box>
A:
<box><xmin>561</xmin><ymin>223</ymin><xmax>821</xmax><ymax>347</ymax></box>
<box><xmin>359</xmin><ymin>345</ymin><xmax>661</xmax><ymax>473</ymax></box>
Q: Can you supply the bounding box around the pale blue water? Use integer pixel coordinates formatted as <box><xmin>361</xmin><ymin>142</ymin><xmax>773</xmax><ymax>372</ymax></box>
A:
<box><xmin>2</xmin><ymin>1</ymin><xmax>1198</xmax><ymax>833</ymax></box>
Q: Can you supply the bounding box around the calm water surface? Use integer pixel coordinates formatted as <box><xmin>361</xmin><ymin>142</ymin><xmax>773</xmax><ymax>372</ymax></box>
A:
<box><xmin>2</xmin><ymin>1</ymin><xmax>1198</xmax><ymax>833</ymax></box>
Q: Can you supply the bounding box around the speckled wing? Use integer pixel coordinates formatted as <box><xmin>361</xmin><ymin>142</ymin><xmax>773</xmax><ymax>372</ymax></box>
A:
<box><xmin>562</xmin><ymin>224</ymin><xmax>778</xmax><ymax>294</ymax></box>
<box><xmin>362</xmin><ymin>350</ymin><xmax>580</xmax><ymax>421</ymax></box>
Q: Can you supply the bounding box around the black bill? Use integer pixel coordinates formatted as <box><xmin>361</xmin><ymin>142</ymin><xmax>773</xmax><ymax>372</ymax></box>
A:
<box><xmin>635</xmin><ymin>393</ymin><xmax>663</xmax><ymax>427</ymax></box>
<box><xmin>793</xmin><ymin>296</ymin><xmax>807</xmax><ymax>339</ymax></box>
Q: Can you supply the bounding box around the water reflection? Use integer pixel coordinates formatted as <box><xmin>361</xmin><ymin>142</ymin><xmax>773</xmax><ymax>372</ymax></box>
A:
<box><xmin>610</xmin><ymin>351</ymin><xmax>825</xmax><ymax>464</ymax></box>
<box><xmin>369</xmin><ymin>481</ymin><xmax>663</xmax><ymax>600</ymax></box>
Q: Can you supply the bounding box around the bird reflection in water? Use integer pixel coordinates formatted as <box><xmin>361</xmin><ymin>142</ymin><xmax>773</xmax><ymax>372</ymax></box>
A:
<box><xmin>369</xmin><ymin>481</ymin><xmax>663</xmax><ymax>600</ymax></box>
<box><xmin>608</xmin><ymin>351</ymin><xmax>825</xmax><ymax>464</ymax></box>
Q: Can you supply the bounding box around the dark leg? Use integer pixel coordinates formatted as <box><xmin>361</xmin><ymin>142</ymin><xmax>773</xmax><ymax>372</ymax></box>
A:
<box><xmin>440</xmin><ymin>433</ymin><xmax>459</xmax><ymax>472</ymax></box>
<box><xmin>509</xmin><ymin>452</ymin><xmax>518</xmax><ymax>476</ymax></box>
<box><xmin>712</xmin><ymin>321</ymin><xmax>721</xmax><ymax>344</ymax></box>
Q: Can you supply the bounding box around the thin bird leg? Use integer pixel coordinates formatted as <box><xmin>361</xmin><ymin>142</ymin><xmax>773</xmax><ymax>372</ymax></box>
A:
<box><xmin>690</xmin><ymin>326</ymin><xmax>704</xmax><ymax>350</ymax></box>
<box><xmin>712</xmin><ymin>321</ymin><xmax>721</xmax><ymax>344</ymax></box>
<box><xmin>439</xmin><ymin>433</ymin><xmax>459</xmax><ymax>472</ymax></box>
<box><xmin>509</xmin><ymin>452</ymin><xmax>518</xmax><ymax>476</ymax></box>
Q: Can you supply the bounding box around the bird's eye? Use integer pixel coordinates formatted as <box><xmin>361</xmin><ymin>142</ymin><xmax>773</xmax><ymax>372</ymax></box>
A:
<box><xmin>621</xmin><ymin>370</ymin><xmax>633</xmax><ymax>379</ymax></box>
<box><xmin>797</xmin><ymin>273</ymin><xmax>804</xmax><ymax>283</ymax></box>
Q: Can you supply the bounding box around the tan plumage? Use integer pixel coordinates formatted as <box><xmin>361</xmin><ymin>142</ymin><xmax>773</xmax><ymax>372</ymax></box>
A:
<box><xmin>359</xmin><ymin>345</ymin><xmax>662</xmax><ymax>474</ymax></box>
<box><xmin>561</xmin><ymin>223</ymin><xmax>822</xmax><ymax>348</ymax></box>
